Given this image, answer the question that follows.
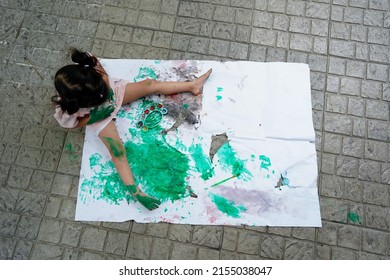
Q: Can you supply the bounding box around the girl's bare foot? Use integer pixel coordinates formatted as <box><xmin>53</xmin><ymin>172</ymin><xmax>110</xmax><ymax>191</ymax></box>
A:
<box><xmin>127</xmin><ymin>184</ymin><xmax>161</xmax><ymax>210</ymax></box>
<box><xmin>192</xmin><ymin>68</ymin><xmax>212</xmax><ymax>95</ymax></box>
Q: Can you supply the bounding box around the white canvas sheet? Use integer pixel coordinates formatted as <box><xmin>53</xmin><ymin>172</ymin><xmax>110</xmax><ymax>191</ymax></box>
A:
<box><xmin>75</xmin><ymin>59</ymin><xmax>321</xmax><ymax>227</ymax></box>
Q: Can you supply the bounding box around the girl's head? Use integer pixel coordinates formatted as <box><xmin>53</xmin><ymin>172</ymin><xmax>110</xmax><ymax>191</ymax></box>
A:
<box><xmin>52</xmin><ymin>48</ymin><xmax>108</xmax><ymax>114</ymax></box>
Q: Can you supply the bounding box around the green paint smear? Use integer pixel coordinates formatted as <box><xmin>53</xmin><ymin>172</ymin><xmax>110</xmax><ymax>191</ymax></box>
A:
<box><xmin>82</xmin><ymin>96</ymin><xmax>194</xmax><ymax>205</ymax></box>
<box><xmin>134</xmin><ymin>67</ymin><xmax>158</xmax><ymax>82</ymax></box>
<box><xmin>348</xmin><ymin>212</ymin><xmax>362</xmax><ymax>224</ymax></box>
<box><xmin>259</xmin><ymin>155</ymin><xmax>271</xmax><ymax>170</ymax></box>
<box><xmin>216</xmin><ymin>142</ymin><xmax>252</xmax><ymax>181</ymax></box>
<box><xmin>125</xmin><ymin>125</ymin><xmax>191</xmax><ymax>202</ymax></box>
<box><xmin>189</xmin><ymin>143</ymin><xmax>214</xmax><ymax>181</ymax></box>
<box><xmin>89</xmin><ymin>152</ymin><xmax>102</xmax><ymax>167</ymax></box>
<box><xmin>116</xmin><ymin>107</ymin><xmax>131</xmax><ymax>119</ymax></box>
<box><xmin>65</xmin><ymin>143</ymin><xmax>74</xmax><ymax>153</ymax></box>
<box><xmin>183</xmin><ymin>103</ymin><xmax>189</xmax><ymax>109</ymax></box>
<box><xmin>65</xmin><ymin>143</ymin><xmax>79</xmax><ymax>161</ymax></box>
<box><xmin>83</xmin><ymin>123</ymin><xmax>193</xmax><ymax>204</ymax></box>
<box><xmin>82</xmin><ymin>153</ymin><xmax>135</xmax><ymax>204</ymax></box>
<box><xmin>210</xmin><ymin>193</ymin><xmax>246</xmax><ymax>218</ymax></box>
<box><xmin>103</xmin><ymin>137</ymin><xmax>125</xmax><ymax>158</ymax></box>
<box><xmin>217</xmin><ymin>87</ymin><xmax>223</xmax><ymax>92</ymax></box>
<box><xmin>116</xmin><ymin>110</ymin><xmax>126</xmax><ymax>118</ymax></box>
<box><xmin>216</xmin><ymin>95</ymin><xmax>223</xmax><ymax>101</ymax></box>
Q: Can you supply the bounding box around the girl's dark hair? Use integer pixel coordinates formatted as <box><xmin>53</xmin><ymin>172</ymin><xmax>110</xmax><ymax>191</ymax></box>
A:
<box><xmin>52</xmin><ymin>48</ymin><xmax>108</xmax><ymax>114</ymax></box>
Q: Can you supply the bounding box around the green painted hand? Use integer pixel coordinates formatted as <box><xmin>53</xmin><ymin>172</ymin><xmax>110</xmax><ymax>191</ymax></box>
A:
<box><xmin>126</xmin><ymin>184</ymin><xmax>161</xmax><ymax>210</ymax></box>
<box><xmin>135</xmin><ymin>194</ymin><xmax>161</xmax><ymax>210</ymax></box>
<box><xmin>87</xmin><ymin>105</ymin><xmax>115</xmax><ymax>125</ymax></box>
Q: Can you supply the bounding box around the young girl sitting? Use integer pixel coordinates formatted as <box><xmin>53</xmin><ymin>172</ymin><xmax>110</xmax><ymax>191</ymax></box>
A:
<box><xmin>52</xmin><ymin>49</ymin><xmax>212</xmax><ymax>210</ymax></box>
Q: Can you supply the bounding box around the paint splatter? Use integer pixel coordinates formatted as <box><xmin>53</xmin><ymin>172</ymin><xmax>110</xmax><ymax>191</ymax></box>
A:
<box><xmin>88</xmin><ymin>105</ymin><xmax>115</xmax><ymax>125</ymax></box>
<box><xmin>216</xmin><ymin>95</ymin><xmax>223</xmax><ymax>101</ymax></box>
<box><xmin>217</xmin><ymin>87</ymin><xmax>224</xmax><ymax>92</ymax></box>
<box><xmin>82</xmin><ymin>105</ymin><xmax>195</xmax><ymax>205</ymax></box>
<box><xmin>209</xmin><ymin>193</ymin><xmax>246</xmax><ymax>218</ymax></box>
<box><xmin>64</xmin><ymin>143</ymin><xmax>79</xmax><ymax>161</ymax></box>
<box><xmin>275</xmin><ymin>173</ymin><xmax>290</xmax><ymax>190</ymax></box>
<box><xmin>348</xmin><ymin>212</ymin><xmax>362</xmax><ymax>225</ymax></box>
<box><xmin>116</xmin><ymin>107</ymin><xmax>132</xmax><ymax>119</ymax></box>
<box><xmin>133</xmin><ymin>67</ymin><xmax>158</xmax><ymax>82</ymax></box>
<box><xmin>189</xmin><ymin>143</ymin><xmax>214</xmax><ymax>181</ymax></box>
<box><xmin>65</xmin><ymin>143</ymin><xmax>73</xmax><ymax>152</ymax></box>
<box><xmin>259</xmin><ymin>155</ymin><xmax>271</xmax><ymax>170</ymax></box>
<box><xmin>81</xmin><ymin>153</ymin><xmax>135</xmax><ymax>204</ymax></box>
<box><xmin>216</xmin><ymin>142</ymin><xmax>252</xmax><ymax>181</ymax></box>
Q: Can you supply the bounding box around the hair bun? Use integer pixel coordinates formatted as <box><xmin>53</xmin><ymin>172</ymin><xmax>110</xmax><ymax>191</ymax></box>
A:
<box><xmin>63</xmin><ymin>98</ymin><xmax>80</xmax><ymax>115</ymax></box>
<box><xmin>70</xmin><ymin>48</ymin><xmax>96</xmax><ymax>68</ymax></box>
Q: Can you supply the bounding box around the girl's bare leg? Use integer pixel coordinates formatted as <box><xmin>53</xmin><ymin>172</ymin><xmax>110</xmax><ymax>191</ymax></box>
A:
<box><xmin>98</xmin><ymin>120</ymin><xmax>160</xmax><ymax>210</ymax></box>
<box><xmin>122</xmin><ymin>69</ymin><xmax>212</xmax><ymax>104</ymax></box>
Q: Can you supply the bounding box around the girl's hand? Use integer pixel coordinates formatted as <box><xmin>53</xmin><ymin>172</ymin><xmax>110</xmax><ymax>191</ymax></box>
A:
<box><xmin>87</xmin><ymin>105</ymin><xmax>115</xmax><ymax>125</ymax></box>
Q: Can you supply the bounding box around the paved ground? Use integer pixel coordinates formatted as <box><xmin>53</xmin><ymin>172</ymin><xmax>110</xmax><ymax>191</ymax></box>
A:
<box><xmin>0</xmin><ymin>0</ymin><xmax>389</xmax><ymax>260</ymax></box>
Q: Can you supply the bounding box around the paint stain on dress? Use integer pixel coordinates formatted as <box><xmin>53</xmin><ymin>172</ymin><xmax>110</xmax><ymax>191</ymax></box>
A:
<box><xmin>82</xmin><ymin>153</ymin><xmax>135</xmax><ymax>204</ymax></box>
<box><xmin>103</xmin><ymin>137</ymin><xmax>125</xmax><ymax>158</ymax></box>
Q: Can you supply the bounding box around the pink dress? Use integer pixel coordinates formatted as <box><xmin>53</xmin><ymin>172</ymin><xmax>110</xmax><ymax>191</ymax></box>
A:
<box><xmin>54</xmin><ymin>77</ymin><xmax>128</xmax><ymax>135</ymax></box>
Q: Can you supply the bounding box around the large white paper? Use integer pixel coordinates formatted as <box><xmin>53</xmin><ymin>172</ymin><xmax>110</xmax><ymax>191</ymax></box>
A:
<box><xmin>75</xmin><ymin>59</ymin><xmax>321</xmax><ymax>226</ymax></box>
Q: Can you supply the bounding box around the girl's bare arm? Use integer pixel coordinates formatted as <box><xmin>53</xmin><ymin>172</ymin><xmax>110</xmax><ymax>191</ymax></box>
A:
<box><xmin>98</xmin><ymin>120</ymin><xmax>160</xmax><ymax>210</ymax></box>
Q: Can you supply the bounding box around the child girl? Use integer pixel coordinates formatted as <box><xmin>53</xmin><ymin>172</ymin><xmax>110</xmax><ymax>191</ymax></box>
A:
<box><xmin>52</xmin><ymin>49</ymin><xmax>212</xmax><ymax>210</ymax></box>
